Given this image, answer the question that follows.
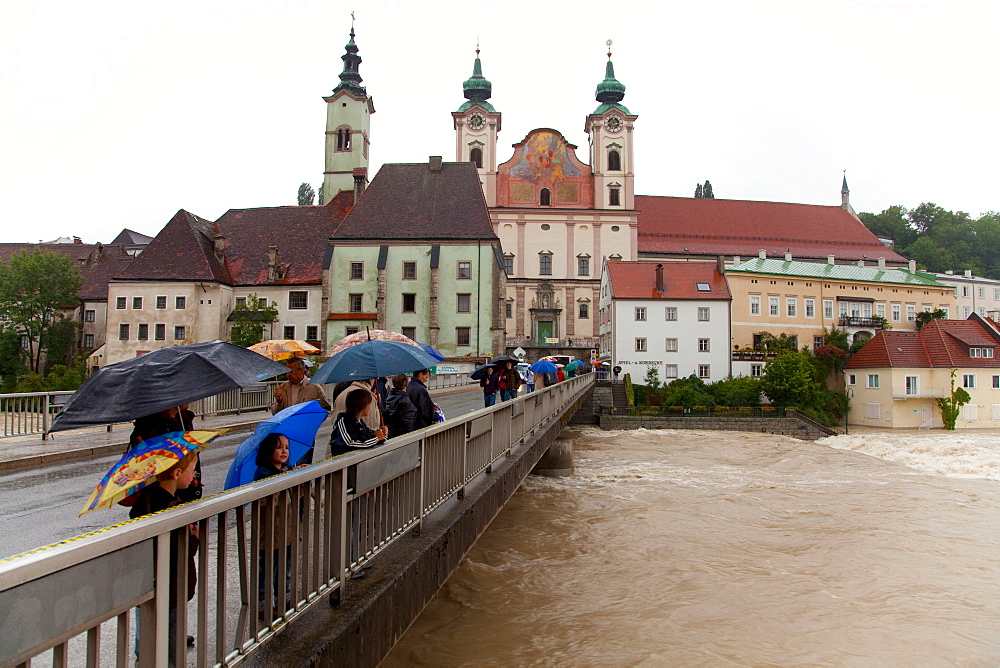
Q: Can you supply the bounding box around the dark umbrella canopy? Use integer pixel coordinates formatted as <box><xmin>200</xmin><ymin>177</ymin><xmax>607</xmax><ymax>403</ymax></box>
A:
<box><xmin>470</xmin><ymin>363</ymin><xmax>497</xmax><ymax>381</ymax></box>
<box><xmin>311</xmin><ymin>340</ymin><xmax>441</xmax><ymax>385</ymax></box>
<box><xmin>490</xmin><ymin>355</ymin><xmax>517</xmax><ymax>365</ymax></box>
<box><xmin>50</xmin><ymin>341</ymin><xmax>290</xmax><ymax>433</ymax></box>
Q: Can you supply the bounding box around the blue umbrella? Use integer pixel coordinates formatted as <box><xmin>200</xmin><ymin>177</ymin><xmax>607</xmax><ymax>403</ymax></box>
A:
<box><xmin>224</xmin><ymin>400</ymin><xmax>329</xmax><ymax>490</ymax></box>
<box><xmin>311</xmin><ymin>340</ymin><xmax>441</xmax><ymax>385</ymax></box>
<box><xmin>529</xmin><ymin>360</ymin><xmax>558</xmax><ymax>374</ymax></box>
<box><xmin>418</xmin><ymin>342</ymin><xmax>447</xmax><ymax>361</ymax></box>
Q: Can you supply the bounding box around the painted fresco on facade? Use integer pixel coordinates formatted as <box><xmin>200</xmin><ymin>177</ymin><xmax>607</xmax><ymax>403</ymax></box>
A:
<box><xmin>510</xmin><ymin>131</ymin><xmax>581</xmax><ymax>184</ymax></box>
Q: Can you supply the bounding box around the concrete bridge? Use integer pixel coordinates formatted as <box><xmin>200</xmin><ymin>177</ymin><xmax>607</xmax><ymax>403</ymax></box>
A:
<box><xmin>0</xmin><ymin>375</ymin><xmax>594</xmax><ymax>667</ymax></box>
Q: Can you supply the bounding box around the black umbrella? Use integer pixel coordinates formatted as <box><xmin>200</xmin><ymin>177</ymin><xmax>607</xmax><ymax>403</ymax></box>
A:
<box><xmin>490</xmin><ymin>355</ymin><xmax>518</xmax><ymax>365</ymax></box>
<box><xmin>49</xmin><ymin>341</ymin><xmax>291</xmax><ymax>433</ymax></box>
<box><xmin>470</xmin><ymin>363</ymin><xmax>497</xmax><ymax>381</ymax></box>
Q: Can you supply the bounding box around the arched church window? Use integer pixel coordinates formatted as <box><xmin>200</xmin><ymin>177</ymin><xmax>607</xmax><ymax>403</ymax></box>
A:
<box><xmin>539</xmin><ymin>188</ymin><xmax>551</xmax><ymax>206</ymax></box>
<box><xmin>607</xmin><ymin>149</ymin><xmax>621</xmax><ymax>171</ymax></box>
<box><xmin>470</xmin><ymin>147</ymin><xmax>483</xmax><ymax>169</ymax></box>
<box><xmin>609</xmin><ymin>185</ymin><xmax>621</xmax><ymax>206</ymax></box>
<box><xmin>336</xmin><ymin>127</ymin><xmax>352</xmax><ymax>151</ymax></box>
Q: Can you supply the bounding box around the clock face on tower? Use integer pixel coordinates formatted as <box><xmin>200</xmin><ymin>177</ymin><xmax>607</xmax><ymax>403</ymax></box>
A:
<box><xmin>467</xmin><ymin>113</ymin><xmax>486</xmax><ymax>131</ymax></box>
<box><xmin>604</xmin><ymin>115</ymin><xmax>623</xmax><ymax>133</ymax></box>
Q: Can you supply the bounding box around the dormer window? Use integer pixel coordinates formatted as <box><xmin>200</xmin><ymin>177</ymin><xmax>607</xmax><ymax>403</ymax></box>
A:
<box><xmin>540</xmin><ymin>188</ymin><xmax>551</xmax><ymax>206</ymax></box>
<box><xmin>969</xmin><ymin>347</ymin><xmax>995</xmax><ymax>358</ymax></box>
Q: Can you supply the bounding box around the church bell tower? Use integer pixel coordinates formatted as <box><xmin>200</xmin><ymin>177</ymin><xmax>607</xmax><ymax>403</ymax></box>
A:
<box><xmin>322</xmin><ymin>22</ymin><xmax>375</xmax><ymax>204</ymax></box>
<box><xmin>452</xmin><ymin>47</ymin><xmax>501</xmax><ymax>206</ymax></box>
<box><xmin>585</xmin><ymin>41</ymin><xmax>637</xmax><ymax>210</ymax></box>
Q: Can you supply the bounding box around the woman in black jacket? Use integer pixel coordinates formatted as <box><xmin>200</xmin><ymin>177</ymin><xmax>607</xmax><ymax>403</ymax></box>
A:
<box><xmin>383</xmin><ymin>373</ymin><xmax>417</xmax><ymax>438</ymax></box>
<box><xmin>330</xmin><ymin>389</ymin><xmax>388</xmax><ymax>457</ymax></box>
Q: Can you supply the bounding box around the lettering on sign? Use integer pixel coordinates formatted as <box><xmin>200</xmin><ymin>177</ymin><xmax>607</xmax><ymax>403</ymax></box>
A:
<box><xmin>616</xmin><ymin>360</ymin><xmax>662</xmax><ymax>365</ymax></box>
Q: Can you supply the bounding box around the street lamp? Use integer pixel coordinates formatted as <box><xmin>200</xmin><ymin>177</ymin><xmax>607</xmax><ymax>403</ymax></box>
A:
<box><xmin>845</xmin><ymin>388</ymin><xmax>854</xmax><ymax>435</ymax></box>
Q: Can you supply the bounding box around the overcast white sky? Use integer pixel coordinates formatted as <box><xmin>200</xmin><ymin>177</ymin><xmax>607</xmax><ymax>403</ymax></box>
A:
<box><xmin>1</xmin><ymin>0</ymin><xmax>997</xmax><ymax>244</ymax></box>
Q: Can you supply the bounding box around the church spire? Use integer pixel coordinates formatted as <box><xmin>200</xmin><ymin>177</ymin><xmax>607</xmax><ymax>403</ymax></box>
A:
<box><xmin>333</xmin><ymin>21</ymin><xmax>365</xmax><ymax>97</ymax></box>
<box><xmin>457</xmin><ymin>45</ymin><xmax>496</xmax><ymax>113</ymax></box>
<box><xmin>593</xmin><ymin>40</ymin><xmax>630</xmax><ymax>115</ymax></box>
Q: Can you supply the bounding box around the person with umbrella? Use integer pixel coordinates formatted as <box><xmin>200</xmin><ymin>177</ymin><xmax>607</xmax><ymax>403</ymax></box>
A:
<box><xmin>497</xmin><ymin>360</ymin><xmax>522</xmax><ymax>401</ymax></box>
<box><xmin>271</xmin><ymin>358</ymin><xmax>332</xmax><ymax>415</ymax></box>
<box><xmin>383</xmin><ymin>374</ymin><xmax>418</xmax><ymax>437</ymax></box>
<box><xmin>406</xmin><ymin>369</ymin><xmax>436</xmax><ymax>428</ymax></box>
<box><xmin>331</xmin><ymin>377</ymin><xmax>382</xmax><ymax>433</ymax></box>
<box><xmin>477</xmin><ymin>364</ymin><xmax>500</xmax><ymax>407</ymax></box>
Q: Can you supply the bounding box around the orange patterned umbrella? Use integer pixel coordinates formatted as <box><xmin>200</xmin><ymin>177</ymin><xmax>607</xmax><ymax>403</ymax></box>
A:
<box><xmin>248</xmin><ymin>339</ymin><xmax>319</xmax><ymax>361</ymax></box>
<box><xmin>326</xmin><ymin>329</ymin><xmax>423</xmax><ymax>357</ymax></box>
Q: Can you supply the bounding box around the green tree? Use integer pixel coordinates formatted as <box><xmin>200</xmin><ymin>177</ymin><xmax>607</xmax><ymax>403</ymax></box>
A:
<box><xmin>661</xmin><ymin>375</ymin><xmax>715</xmax><ymax>407</ymax></box>
<box><xmin>702</xmin><ymin>180</ymin><xmax>714</xmax><ymax>198</ymax></box>
<box><xmin>755</xmin><ymin>331</ymin><xmax>799</xmax><ymax>352</ymax></box>
<box><xmin>0</xmin><ymin>249</ymin><xmax>84</xmax><ymax>373</ymax></box>
<box><xmin>915</xmin><ymin>308</ymin><xmax>947</xmax><ymax>330</ymax></box>
<box><xmin>317</xmin><ymin>183</ymin><xmax>325</xmax><ymax>205</ymax></box>
<box><xmin>644</xmin><ymin>365</ymin><xmax>661</xmax><ymax>390</ymax></box>
<box><xmin>228</xmin><ymin>294</ymin><xmax>279</xmax><ymax>347</ymax></box>
<box><xmin>43</xmin><ymin>319</ymin><xmax>79</xmax><ymax>373</ymax></box>
<box><xmin>937</xmin><ymin>369</ymin><xmax>971</xmax><ymax>430</ymax></box>
<box><xmin>0</xmin><ymin>330</ymin><xmax>27</xmax><ymax>391</ymax></box>
<box><xmin>297</xmin><ymin>182</ymin><xmax>316</xmax><ymax>206</ymax></box>
<box><xmin>709</xmin><ymin>375</ymin><xmax>761</xmax><ymax>407</ymax></box>
<box><xmin>760</xmin><ymin>351</ymin><xmax>818</xmax><ymax>408</ymax></box>
<box><xmin>822</xmin><ymin>328</ymin><xmax>851</xmax><ymax>353</ymax></box>
<box><xmin>694</xmin><ymin>183</ymin><xmax>703</xmax><ymax>198</ymax></box>
<box><xmin>859</xmin><ymin>205</ymin><xmax>917</xmax><ymax>248</ymax></box>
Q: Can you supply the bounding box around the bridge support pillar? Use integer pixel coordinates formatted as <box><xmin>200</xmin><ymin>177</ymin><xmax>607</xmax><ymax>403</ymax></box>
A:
<box><xmin>532</xmin><ymin>437</ymin><xmax>574</xmax><ymax>477</ymax></box>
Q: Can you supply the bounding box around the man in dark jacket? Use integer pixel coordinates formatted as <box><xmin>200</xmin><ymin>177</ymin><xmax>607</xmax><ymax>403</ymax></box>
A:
<box><xmin>406</xmin><ymin>369</ymin><xmax>436</xmax><ymax>429</ymax></box>
<box><xmin>384</xmin><ymin>374</ymin><xmax>417</xmax><ymax>437</ymax></box>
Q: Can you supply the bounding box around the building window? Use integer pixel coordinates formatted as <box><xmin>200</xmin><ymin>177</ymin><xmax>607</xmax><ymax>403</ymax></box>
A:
<box><xmin>155</xmin><ymin>296</ymin><xmax>166</xmax><ymax>309</ymax></box>
<box><xmin>750</xmin><ymin>295</ymin><xmax>760</xmax><ymax>316</ymax></box>
<box><xmin>116</xmin><ymin>297</ymin><xmax>126</xmax><ymax>310</ymax></box>
<box><xmin>665</xmin><ymin>307</ymin><xmax>677</xmax><ymax>321</ymax></box>
<box><xmin>892</xmin><ymin>304</ymin><xmax>901</xmax><ymax>322</ymax></box>
<box><xmin>137</xmin><ymin>324</ymin><xmax>148</xmax><ymax>341</ymax></box>
<box><xmin>607</xmin><ymin>148</ymin><xmax>621</xmax><ymax>171</ymax></box>
<box><xmin>665</xmin><ymin>365</ymin><xmax>678</xmax><ymax>379</ymax></box>
<box><xmin>457</xmin><ymin>293</ymin><xmax>471</xmax><ymax>313</ymax></box>
<box><xmin>698</xmin><ymin>338</ymin><xmax>710</xmax><ymax>352</ymax></box>
<box><xmin>456</xmin><ymin>327</ymin><xmax>471</xmax><ymax>347</ymax></box>
<box><xmin>283</xmin><ymin>325</ymin><xmax>295</xmax><ymax>339</ymax></box>
<box><xmin>805</xmin><ymin>299</ymin><xmax>815</xmax><ymax>318</ymax></box>
<box><xmin>979</xmin><ymin>287</ymin><xmax>985</xmax><ymax>299</ymax></box>
<box><xmin>506</xmin><ymin>302</ymin><xmax>513</xmax><ymax>318</ymax></box>
<box><xmin>503</xmin><ymin>254</ymin><xmax>514</xmax><ymax>275</ymax></box>
<box><xmin>666</xmin><ymin>338</ymin><xmax>678</xmax><ymax>352</ymax></box>
<box><xmin>403</xmin><ymin>261</ymin><xmax>417</xmax><ymax>280</ymax></box>
<box><xmin>175</xmin><ymin>296</ymin><xmax>186</xmax><ymax>310</ymax></box>
<box><xmin>847</xmin><ymin>374</ymin><xmax>856</xmax><ymax>385</ymax></box>
<box><xmin>288</xmin><ymin>291</ymin><xmax>308</xmax><ymax>310</ymax></box>
<box><xmin>963</xmin><ymin>374</ymin><xmax>976</xmax><ymax>389</ymax></box>
<box><xmin>866</xmin><ymin>403</ymin><xmax>881</xmax><ymax>419</ymax></box>
<box><xmin>84</xmin><ymin>309</ymin><xmax>96</xmax><ymax>322</ymax></box>
<box><xmin>993</xmin><ymin>375</ymin><xmax>1000</xmax><ymax>389</ymax></box>
<box><xmin>697</xmin><ymin>307</ymin><xmax>710</xmax><ymax>322</ymax></box>
<box><xmin>905</xmin><ymin>375</ymin><xmax>919</xmax><ymax>395</ymax></box>
<box><xmin>824</xmin><ymin>300</ymin><xmax>834</xmax><ymax>319</ymax></box>
<box><xmin>876</xmin><ymin>303</ymin><xmax>886</xmax><ymax>318</ymax></box>
<box><xmin>235</xmin><ymin>296</ymin><xmax>247</xmax><ymax>307</ymax></box>
<box><xmin>906</xmin><ymin>305</ymin><xmax>916</xmax><ymax>322</ymax></box>
<box><xmin>132</xmin><ymin>297</ymin><xmax>142</xmax><ymax>310</ymax></box>
<box><xmin>698</xmin><ymin>364</ymin><xmax>710</xmax><ymax>379</ymax></box>
<box><xmin>336</xmin><ymin>126</ymin><xmax>351</xmax><ymax>151</ymax></box>
<box><xmin>769</xmin><ymin>297</ymin><xmax>779</xmax><ymax>316</ymax></box>
<box><xmin>155</xmin><ymin>324</ymin><xmax>165</xmax><ymax>341</ymax></box>
<box><xmin>539</xmin><ymin>254</ymin><xmax>552</xmax><ymax>276</ymax></box>
<box><xmin>402</xmin><ymin>327</ymin><xmax>416</xmax><ymax>340</ymax></box>
<box><xmin>813</xmin><ymin>336</ymin><xmax>824</xmax><ymax>350</ymax></box>
<box><xmin>350</xmin><ymin>262</ymin><xmax>364</xmax><ymax>280</ymax></box>
<box><xmin>867</xmin><ymin>374</ymin><xmax>879</xmax><ymax>389</ymax></box>
<box><xmin>539</xmin><ymin>188</ymin><xmax>551</xmax><ymax>206</ymax></box>
<box><xmin>635</xmin><ymin>307</ymin><xmax>647</xmax><ymax>321</ymax></box>
<box><xmin>20</xmin><ymin>334</ymin><xmax>29</xmax><ymax>348</ymax></box>
<box><xmin>578</xmin><ymin>256</ymin><xmax>590</xmax><ymax>276</ymax></box>
<box><xmin>345</xmin><ymin>326</ymin><xmax>360</xmax><ymax>336</ymax></box>
<box><xmin>458</xmin><ymin>261</ymin><xmax>472</xmax><ymax>280</ymax></box>
<box><xmin>349</xmin><ymin>294</ymin><xmax>363</xmax><ymax>312</ymax></box>
<box><xmin>788</xmin><ymin>335</ymin><xmax>798</xmax><ymax>348</ymax></box>
<box><xmin>635</xmin><ymin>338</ymin><xmax>647</xmax><ymax>352</ymax></box>
<box><xmin>173</xmin><ymin>326</ymin><xmax>185</xmax><ymax>340</ymax></box>
<box><xmin>750</xmin><ymin>363</ymin><xmax>762</xmax><ymax>377</ymax></box>
<box><xmin>402</xmin><ymin>294</ymin><xmax>416</xmax><ymax>313</ymax></box>
<box><xmin>578</xmin><ymin>303</ymin><xmax>589</xmax><ymax>319</ymax></box>
<box><xmin>83</xmin><ymin>333</ymin><xmax>95</xmax><ymax>348</ymax></box>
<box><xmin>470</xmin><ymin>147</ymin><xmax>483</xmax><ymax>169</ymax></box>
<box><xmin>608</xmin><ymin>186</ymin><xmax>621</xmax><ymax>206</ymax></box>
<box><xmin>786</xmin><ymin>298</ymin><xmax>797</xmax><ymax>317</ymax></box>
<box><xmin>119</xmin><ymin>324</ymin><xmax>129</xmax><ymax>340</ymax></box>
<box><xmin>306</xmin><ymin>325</ymin><xmax>318</xmax><ymax>341</ymax></box>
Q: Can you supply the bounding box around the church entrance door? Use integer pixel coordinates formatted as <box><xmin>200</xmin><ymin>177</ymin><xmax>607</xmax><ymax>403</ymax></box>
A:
<box><xmin>537</xmin><ymin>321</ymin><xmax>553</xmax><ymax>342</ymax></box>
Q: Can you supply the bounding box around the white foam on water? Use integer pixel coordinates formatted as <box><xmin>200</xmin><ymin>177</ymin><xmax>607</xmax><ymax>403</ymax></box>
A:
<box><xmin>818</xmin><ymin>430</ymin><xmax>1000</xmax><ymax>480</ymax></box>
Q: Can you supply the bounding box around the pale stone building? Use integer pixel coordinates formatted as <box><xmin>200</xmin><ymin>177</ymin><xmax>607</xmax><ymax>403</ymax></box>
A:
<box><xmin>930</xmin><ymin>270</ymin><xmax>1000</xmax><ymax>321</ymax></box>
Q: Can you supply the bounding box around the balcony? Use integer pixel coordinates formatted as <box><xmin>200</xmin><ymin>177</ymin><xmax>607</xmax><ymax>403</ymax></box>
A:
<box><xmin>838</xmin><ymin>316</ymin><xmax>885</xmax><ymax>329</ymax></box>
<box><xmin>731</xmin><ymin>351</ymin><xmax>779</xmax><ymax>361</ymax></box>
<box><xmin>891</xmin><ymin>386</ymin><xmax>946</xmax><ymax>399</ymax></box>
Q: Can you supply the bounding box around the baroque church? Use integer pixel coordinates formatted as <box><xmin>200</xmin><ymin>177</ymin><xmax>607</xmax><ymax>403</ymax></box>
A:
<box><xmin>320</xmin><ymin>26</ymin><xmax>905</xmax><ymax>355</ymax></box>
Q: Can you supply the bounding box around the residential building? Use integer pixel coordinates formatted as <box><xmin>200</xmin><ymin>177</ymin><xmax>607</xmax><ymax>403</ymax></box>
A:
<box><xmin>931</xmin><ymin>270</ymin><xmax>1000</xmax><ymax>321</ymax></box>
<box><xmin>844</xmin><ymin>315</ymin><xmax>1000</xmax><ymax>429</ymax></box>
<box><xmin>326</xmin><ymin>159</ymin><xmax>505</xmax><ymax>359</ymax></box>
<box><xmin>726</xmin><ymin>254</ymin><xmax>955</xmax><ymax>376</ymax></box>
<box><xmin>599</xmin><ymin>260</ymin><xmax>732</xmax><ymax>383</ymax></box>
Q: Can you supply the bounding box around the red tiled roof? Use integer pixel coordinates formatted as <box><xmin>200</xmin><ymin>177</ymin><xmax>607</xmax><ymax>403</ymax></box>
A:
<box><xmin>635</xmin><ymin>196</ymin><xmax>908</xmax><ymax>263</ymax></box>
<box><xmin>0</xmin><ymin>242</ymin><xmax>135</xmax><ymax>301</ymax></box>
<box><xmin>846</xmin><ymin>318</ymin><xmax>1000</xmax><ymax>369</ymax></box>
<box><xmin>606</xmin><ymin>260</ymin><xmax>731</xmax><ymax>300</ymax></box>
<box><xmin>115</xmin><ymin>210</ymin><xmax>231</xmax><ymax>283</ymax></box>
<box><xmin>334</xmin><ymin>162</ymin><xmax>495</xmax><ymax>240</ymax></box>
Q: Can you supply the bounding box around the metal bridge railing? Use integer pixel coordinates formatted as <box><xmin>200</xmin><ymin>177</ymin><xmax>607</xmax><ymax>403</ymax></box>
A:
<box><xmin>0</xmin><ymin>374</ymin><xmax>477</xmax><ymax>440</ymax></box>
<box><xmin>0</xmin><ymin>375</ymin><xmax>593</xmax><ymax>667</ymax></box>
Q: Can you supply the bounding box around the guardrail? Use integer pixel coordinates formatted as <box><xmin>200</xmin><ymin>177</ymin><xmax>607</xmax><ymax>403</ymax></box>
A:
<box><xmin>1</xmin><ymin>374</ymin><xmax>477</xmax><ymax>440</ymax></box>
<box><xmin>0</xmin><ymin>374</ymin><xmax>593</xmax><ymax>667</ymax></box>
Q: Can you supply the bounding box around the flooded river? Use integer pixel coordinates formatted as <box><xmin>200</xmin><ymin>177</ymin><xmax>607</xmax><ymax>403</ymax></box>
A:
<box><xmin>384</xmin><ymin>427</ymin><xmax>1000</xmax><ymax>666</ymax></box>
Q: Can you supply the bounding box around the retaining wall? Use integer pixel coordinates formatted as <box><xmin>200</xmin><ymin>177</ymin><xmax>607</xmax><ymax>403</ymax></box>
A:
<box><xmin>599</xmin><ymin>415</ymin><xmax>831</xmax><ymax>441</ymax></box>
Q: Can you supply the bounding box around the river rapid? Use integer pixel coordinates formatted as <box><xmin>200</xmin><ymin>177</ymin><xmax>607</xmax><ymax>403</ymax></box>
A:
<box><xmin>383</xmin><ymin>428</ymin><xmax>1000</xmax><ymax>666</ymax></box>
